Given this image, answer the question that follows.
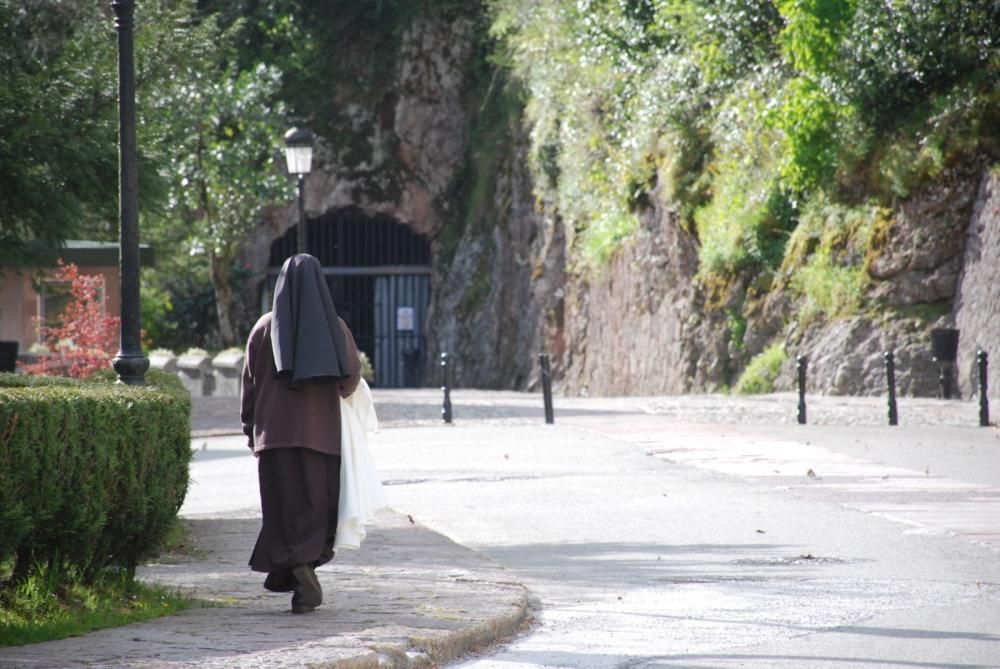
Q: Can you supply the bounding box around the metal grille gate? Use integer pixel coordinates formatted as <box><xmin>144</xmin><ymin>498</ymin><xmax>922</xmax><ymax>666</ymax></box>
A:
<box><xmin>266</xmin><ymin>208</ymin><xmax>431</xmax><ymax>388</ymax></box>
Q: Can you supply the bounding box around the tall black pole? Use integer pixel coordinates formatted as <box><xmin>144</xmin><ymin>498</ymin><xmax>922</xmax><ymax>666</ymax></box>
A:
<box><xmin>978</xmin><ymin>349</ymin><xmax>990</xmax><ymax>427</ymax></box>
<box><xmin>796</xmin><ymin>354</ymin><xmax>807</xmax><ymax>425</ymax></box>
<box><xmin>296</xmin><ymin>174</ymin><xmax>307</xmax><ymax>255</ymax></box>
<box><xmin>440</xmin><ymin>352</ymin><xmax>452</xmax><ymax>424</ymax></box>
<box><xmin>111</xmin><ymin>0</ymin><xmax>148</xmax><ymax>385</ymax></box>
<box><xmin>884</xmin><ymin>350</ymin><xmax>898</xmax><ymax>426</ymax></box>
<box><xmin>540</xmin><ymin>353</ymin><xmax>554</xmax><ymax>425</ymax></box>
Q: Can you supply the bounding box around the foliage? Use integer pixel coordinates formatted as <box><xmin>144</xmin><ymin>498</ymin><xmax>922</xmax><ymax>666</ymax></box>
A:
<box><xmin>0</xmin><ymin>1</ymin><xmax>118</xmax><ymax>266</ymax></box>
<box><xmin>488</xmin><ymin>0</ymin><xmax>1000</xmax><ymax>287</ymax></box>
<box><xmin>0</xmin><ymin>0</ymin><xmax>244</xmax><ymax>267</ymax></box>
<box><xmin>142</xmin><ymin>264</ymin><xmax>218</xmax><ymax>352</ymax></box>
<box><xmin>842</xmin><ymin>0</ymin><xmax>1000</xmax><ymax>133</ymax></box>
<box><xmin>358</xmin><ymin>351</ymin><xmax>374</xmax><ymax>384</ymax></box>
<box><xmin>0</xmin><ymin>371</ymin><xmax>191</xmax><ymax>585</ymax></box>
<box><xmin>20</xmin><ymin>262</ymin><xmax>119</xmax><ymax>379</ymax></box>
<box><xmin>0</xmin><ymin>0</ymin><xmax>296</xmax><ymax>348</ymax></box>
<box><xmin>783</xmin><ymin>197</ymin><xmax>880</xmax><ymax>320</ymax></box>
<box><xmin>734</xmin><ymin>341</ymin><xmax>787</xmax><ymax>394</ymax></box>
<box><xmin>139</xmin><ymin>282</ymin><xmax>175</xmax><ymax>350</ymax></box>
<box><xmin>791</xmin><ymin>249</ymin><xmax>865</xmax><ymax>321</ymax></box>
<box><xmin>156</xmin><ymin>61</ymin><xmax>290</xmax><ymax>263</ymax></box>
<box><xmin>144</xmin><ymin>10</ymin><xmax>292</xmax><ymax>347</ymax></box>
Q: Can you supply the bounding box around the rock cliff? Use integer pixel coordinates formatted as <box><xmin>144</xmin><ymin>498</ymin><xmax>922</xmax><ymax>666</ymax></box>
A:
<box><xmin>954</xmin><ymin>169</ymin><xmax>1000</xmax><ymax>400</ymax></box>
<box><xmin>244</xmin><ymin>5</ymin><xmax>998</xmax><ymax>403</ymax></box>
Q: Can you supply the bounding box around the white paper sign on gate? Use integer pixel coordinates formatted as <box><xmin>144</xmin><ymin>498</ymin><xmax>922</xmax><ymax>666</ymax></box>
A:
<box><xmin>396</xmin><ymin>306</ymin><xmax>415</xmax><ymax>331</ymax></box>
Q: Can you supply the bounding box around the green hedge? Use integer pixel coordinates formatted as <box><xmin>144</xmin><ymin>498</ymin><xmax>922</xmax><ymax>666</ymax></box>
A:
<box><xmin>0</xmin><ymin>370</ymin><xmax>191</xmax><ymax>583</ymax></box>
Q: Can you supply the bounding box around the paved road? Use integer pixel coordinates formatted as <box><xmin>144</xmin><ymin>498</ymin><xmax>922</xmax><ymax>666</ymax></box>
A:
<box><xmin>187</xmin><ymin>389</ymin><xmax>1000</xmax><ymax>667</ymax></box>
<box><xmin>358</xmin><ymin>396</ymin><xmax>1000</xmax><ymax>668</ymax></box>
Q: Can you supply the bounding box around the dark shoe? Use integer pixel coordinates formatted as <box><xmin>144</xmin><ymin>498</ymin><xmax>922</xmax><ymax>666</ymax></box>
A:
<box><xmin>291</xmin><ymin>563</ymin><xmax>322</xmax><ymax>609</ymax></box>
<box><xmin>291</xmin><ymin>590</ymin><xmax>316</xmax><ymax>614</ymax></box>
<box><xmin>264</xmin><ymin>569</ymin><xmax>296</xmax><ymax>593</ymax></box>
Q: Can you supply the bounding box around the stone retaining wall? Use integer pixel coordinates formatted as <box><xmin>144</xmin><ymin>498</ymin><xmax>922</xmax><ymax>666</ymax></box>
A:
<box><xmin>152</xmin><ymin>351</ymin><xmax>244</xmax><ymax>398</ymax></box>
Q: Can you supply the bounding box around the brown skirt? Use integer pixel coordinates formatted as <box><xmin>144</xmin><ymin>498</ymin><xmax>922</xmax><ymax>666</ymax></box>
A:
<box><xmin>249</xmin><ymin>447</ymin><xmax>341</xmax><ymax>575</ymax></box>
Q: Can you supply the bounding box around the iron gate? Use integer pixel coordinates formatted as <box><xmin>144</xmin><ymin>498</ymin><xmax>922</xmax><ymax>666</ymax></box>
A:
<box><xmin>373</xmin><ymin>273</ymin><xmax>429</xmax><ymax>388</ymax></box>
<box><xmin>266</xmin><ymin>207</ymin><xmax>432</xmax><ymax>388</ymax></box>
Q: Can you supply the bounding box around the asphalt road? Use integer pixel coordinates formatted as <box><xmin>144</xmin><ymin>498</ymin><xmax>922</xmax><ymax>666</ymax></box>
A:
<box><xmin>185</xmin><ymin>390</ymin><xmax>1000</xmax><ymax>668</ymax></box>
<box><xmin>369</xmin><ymin>415</ymin><xmax>1000</xmax><ymax>668</ymax></box>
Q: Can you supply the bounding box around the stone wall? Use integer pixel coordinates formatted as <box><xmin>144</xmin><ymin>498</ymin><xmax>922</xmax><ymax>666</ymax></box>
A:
<box><xmin>557</xmin><ymin>192</ymin><xmax>728</xmax><ymax>395</ymax></box>
<box><xmin>954</xmin><ymin>169</ymin><xmax>1000</xmax><ymax>401</ymax></box>
<box><xmin>550</xmin><ymin>163</ymin><xmax>990</xmax><ymax>398</ymax></box>
<box><xmin>426</xmin><ymin>129</ymin><xmax>564</xmax><ymax>389</ymax></box>
<box><xmin>770</xmin><ymin>165</ymin><xmax>984</xmax><ymax>398</ymax></box>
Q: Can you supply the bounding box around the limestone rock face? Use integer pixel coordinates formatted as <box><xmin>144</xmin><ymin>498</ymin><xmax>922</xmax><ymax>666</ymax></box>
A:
<box><xmin>954</xmin><ymin>170</ymin><xmax>1000</xmax><ymax>400</ymax></box>
<box><xmin>427</xmin><ymin>130</ymin><xmax>566</xmax><ymax>390</ymax></box>
<box><xmin>308</xmin><ymin>13</ymin><xmax>475</xmax><ymax>236</ymax></box>
<box><xmin>244</xmin><ymin>8</ymin><xmax>477</xmax><ymax>272</ymax></box>
<box><xmin>868</xmin><ymin>166</ymin><xmax>979</xmax><ymax>307</ymax></box>
<box><xmin>776</xmin><ymin>317</ymin><xmax>938</xmax><ymax>398</ymax></box>
<box><xmin>765</xmin><ymin>166</ymin><xmax>984</xmax><ymax>399</ymax></box>
<box><xmin>558</xmin><ymin>193</ymin><xmax>728</xmax><ymax>396</ymax></box>
<box><xmin>239</xmin><ymin>7</ymin><xmax>996</xmax><ymax>400</ymax></box>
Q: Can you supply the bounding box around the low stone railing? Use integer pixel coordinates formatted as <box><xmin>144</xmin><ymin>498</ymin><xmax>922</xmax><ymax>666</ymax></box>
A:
<box><xmin>150</xmin><ymin>349</ymin><xmax>244</xmax><ymax>398</ymax></box>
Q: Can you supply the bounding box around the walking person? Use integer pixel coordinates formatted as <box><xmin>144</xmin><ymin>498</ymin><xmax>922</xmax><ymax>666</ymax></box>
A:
<box><xmin>240</xmin><ymin>253</ymin><xmax>362</xmax><ymax>613</ymax></box>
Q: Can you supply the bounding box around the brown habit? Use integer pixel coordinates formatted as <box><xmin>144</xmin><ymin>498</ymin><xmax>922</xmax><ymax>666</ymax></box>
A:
<box><xmin>241</xmin><ymin>310</ymin><xmax>362</xmax><ymax>574</ymax></box>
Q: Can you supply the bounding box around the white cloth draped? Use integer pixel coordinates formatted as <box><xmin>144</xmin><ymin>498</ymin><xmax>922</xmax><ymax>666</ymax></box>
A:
<box><xmin>335</xmin><ymin>378</ymin><xmax>388</xmax><ymax>550</ymax></box>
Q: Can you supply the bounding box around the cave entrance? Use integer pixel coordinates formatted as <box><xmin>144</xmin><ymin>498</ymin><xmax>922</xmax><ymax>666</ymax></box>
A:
<box><xmin>266</xmin><ymin>207</ymin><xmax>431</xmax><ymax>388</ymax></box>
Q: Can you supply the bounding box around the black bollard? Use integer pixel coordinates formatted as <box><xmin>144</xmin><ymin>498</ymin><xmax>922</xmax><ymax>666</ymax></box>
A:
<box><xmin>978</xmin><ymin>349</ymin><xmax>989</xmax><ymax>427</ymax></box>
<box><xmin>796</xmin><ymin>354</ymin><xmax>808</xmax><ymax>425</ymax></box>
<box><xmin>884</xmin><ymin>350</ymin><xmax>898</xmax><ymax>426</ymax></box>
<box><xmin>539</xmin><ymin>353</ymin><xmax>555</xmax><ymax>425</ymax></box>
<box><xmin>440</xmin><ymin>352</ymin><xmax>452</xmax><ymax>424</ymax></box>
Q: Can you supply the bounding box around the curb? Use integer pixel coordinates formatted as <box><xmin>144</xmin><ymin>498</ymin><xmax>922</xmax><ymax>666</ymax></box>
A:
<box><xmin>350</xmin><ymin>593</ymin><xmax>532</xmax><ymax>669</ymax></box>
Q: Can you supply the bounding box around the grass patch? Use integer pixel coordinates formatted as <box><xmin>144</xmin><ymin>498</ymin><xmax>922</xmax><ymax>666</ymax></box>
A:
<box><xmin>791</xmin><ymin>250</ymin><xmax>865</xmax><ymax>321</ymax></box>
<box><xmin>735</xmin><ymin>342</ymin><xmax>788</xmax><ymax>394</ymax></box>
<box><xmin>578</xmin><ymin>210</ymin><xmax>640</xmax><ymax>269</ymax></box>
<box><xmin>785</xmin><ymin>197</ymin><xmax>883</xmax><ymax>321</ymax></box>
<box><xmin>0</xmin><ymin>564</ymin><xmax>202</xmax><ymax>647</ymax></box>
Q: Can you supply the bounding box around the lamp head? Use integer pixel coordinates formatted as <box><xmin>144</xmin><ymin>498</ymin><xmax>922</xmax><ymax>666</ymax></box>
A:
<box><xmin>283</xmin><ymin>127</ymin><xmax>315</xmax><ymax>175</ymax></box>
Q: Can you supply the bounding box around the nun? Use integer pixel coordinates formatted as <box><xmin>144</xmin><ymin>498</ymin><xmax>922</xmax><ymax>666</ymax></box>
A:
<box><xmin>240</xmin><ymin>253</ymin><xmax>362</xmax><ymax>613</ymax></box>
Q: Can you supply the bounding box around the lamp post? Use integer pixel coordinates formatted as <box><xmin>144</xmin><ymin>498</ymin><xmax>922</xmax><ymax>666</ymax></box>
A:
<box><xmin>110</xmin><ymin>0</ymin><xmax>148</xmax><ymax>385</ymax></box>
<box><xmin>284</xmin><ymin>127</ymin><xmax>315</xmax><ymax>255</ymax></box>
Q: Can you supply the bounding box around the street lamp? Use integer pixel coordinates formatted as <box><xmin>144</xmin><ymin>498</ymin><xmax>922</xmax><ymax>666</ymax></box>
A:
<box><xmin>110</xmin><ymin>0</ymin><xmax>148</xmax><ymax>385</ymax></box>
<box><xmin>284</xmin><ymin>127</ymin><xmax>315</xmax><ymax>255</ymax></box>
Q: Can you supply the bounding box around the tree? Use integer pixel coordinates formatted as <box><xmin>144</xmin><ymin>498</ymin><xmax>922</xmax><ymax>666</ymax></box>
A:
<box><xmin>153</xmin><ymin>58</ymin><xmax>292</xmax><ymax>346</ymax></box>
<box><xmin>1</xmin><ymin>1</ymin><xmax>294</xmax><ymax>349</ymax></box>
<box><xmin>21</xmin><ymin>261</ymin><xmax>120</xmax><ymax>378</ymax></box>
<box><xmin>0</xmin><ymin>1</ymin><xmax>118</xmax><ymax>266</ymax></box>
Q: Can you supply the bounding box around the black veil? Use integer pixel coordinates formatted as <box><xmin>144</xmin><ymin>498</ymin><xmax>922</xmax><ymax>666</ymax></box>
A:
<box><xmin>270</xmin><ymin>254</ymin><xmax>351</xmax><ymax>386</ymax></box>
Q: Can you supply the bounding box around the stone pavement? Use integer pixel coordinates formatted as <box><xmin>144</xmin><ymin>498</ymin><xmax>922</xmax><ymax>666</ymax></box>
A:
<box><xmin>2</xmin><ymin>509</ymin><xmax>528</xmax><ymax>669</ymax></box>
<box><xmin>0</xmin><ymin>507</ymin><xmax>529</xmax><ymax>668</ymax></box>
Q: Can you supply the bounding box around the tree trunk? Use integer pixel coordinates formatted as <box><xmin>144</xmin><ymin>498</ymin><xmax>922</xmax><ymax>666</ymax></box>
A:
<box><xmin>209</xmin><ymin>250</ymin><xmax>237</xmax><ymax>347</ymax></box>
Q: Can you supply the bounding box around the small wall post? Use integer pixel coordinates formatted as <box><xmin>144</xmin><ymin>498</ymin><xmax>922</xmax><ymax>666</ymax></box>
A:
<box><xmin>978</xmin><ymin>349</ymin><xmax>989</xmax><ymax>427</ymax></box>
<box><xmin>884</xmin><ymin>350</ymin><xmax>898</xmax><ymax>426</ymax></box>
<box><xmin>440</xmin><ymin>352</ymin><xmax>452</xmax><ymax>424</ymax></box>
<box><xmin>796</xmin><ymin>354</ymin><xmax>808</xmax><ymax>425</ymax></box>
<box><xmin>540</xmin><ymin>353</ymin><xmax>555</xmax><ymax>425</ymax></box>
